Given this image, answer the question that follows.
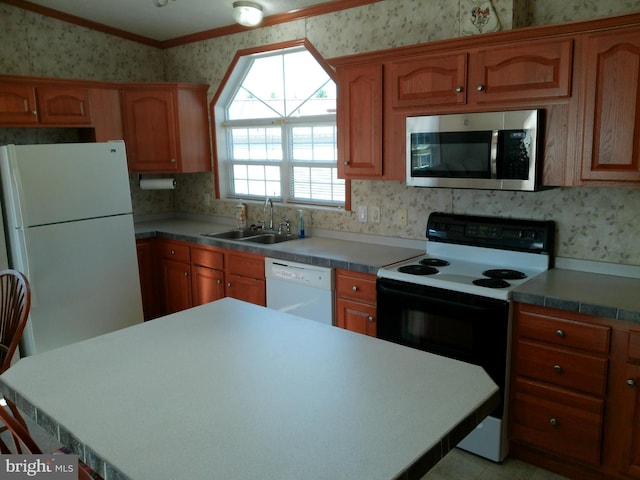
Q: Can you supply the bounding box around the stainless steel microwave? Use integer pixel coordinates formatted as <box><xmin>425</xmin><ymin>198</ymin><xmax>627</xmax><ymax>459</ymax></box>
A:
<box><xmin>406</xmin><ymin>109</ymin><xmax>542</xmax><ymax>191</ymax></box>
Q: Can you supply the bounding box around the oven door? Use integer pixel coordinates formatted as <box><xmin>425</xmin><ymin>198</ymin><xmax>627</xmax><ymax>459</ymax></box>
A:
<box><xmin>376</xmin><ymin>277</ymin><xmax>509</xmax><ymax>417</ymax></box>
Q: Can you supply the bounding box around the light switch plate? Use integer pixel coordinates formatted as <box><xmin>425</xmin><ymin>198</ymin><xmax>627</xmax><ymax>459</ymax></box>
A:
<box><xmin>358</xmin><ymin>205</ymin><xmax>367</xmax><ymax>223</ymax></box>
<box><xmin>370</xmin><ymin>206</ymin><xmax>380</xmax><ymax>223</ymax></box>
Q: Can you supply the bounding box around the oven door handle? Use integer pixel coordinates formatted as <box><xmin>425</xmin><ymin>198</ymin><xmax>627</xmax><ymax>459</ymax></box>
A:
<box><xmin>377</xmin><ymin>283</ymin><xmax>495</xmax><ymax>313</ymax></box>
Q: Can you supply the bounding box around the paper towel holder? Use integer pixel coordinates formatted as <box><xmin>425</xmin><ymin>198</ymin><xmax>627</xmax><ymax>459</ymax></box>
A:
<box><xmin>138</xmin><ymin>175</ymin><xmax>177</xmax><ymax>190</ymax></box>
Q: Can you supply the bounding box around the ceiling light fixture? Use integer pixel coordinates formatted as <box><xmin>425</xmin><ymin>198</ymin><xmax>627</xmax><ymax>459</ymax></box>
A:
<box><xmin>232</xmin><ymin>1</ymin><xmax>264</xmax><ymax>27</ymax></box>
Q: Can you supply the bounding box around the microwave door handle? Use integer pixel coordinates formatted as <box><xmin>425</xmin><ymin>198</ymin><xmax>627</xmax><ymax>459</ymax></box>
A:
<box><xmin>490</xmin><ymin>130</ymin><xmax>499</xmax><ymax>179</ymax></box>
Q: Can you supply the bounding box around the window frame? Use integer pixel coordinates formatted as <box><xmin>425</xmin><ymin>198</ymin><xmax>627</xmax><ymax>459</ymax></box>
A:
<box><xmin>211</xmin><ymin>39</ymin><xmax>350</xmax><ymax>210</ymax></box>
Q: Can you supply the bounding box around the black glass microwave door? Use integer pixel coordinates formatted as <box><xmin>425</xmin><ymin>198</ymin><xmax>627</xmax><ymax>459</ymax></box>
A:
<box><xmin>410</xmin><ymin>131</ymin><xmax>493</xmax><ymax>178</ymax></box>
<box><xmin>496</xmin><ymin>129</ymin><xmax>531</xmax><ymax>180</ymax></box>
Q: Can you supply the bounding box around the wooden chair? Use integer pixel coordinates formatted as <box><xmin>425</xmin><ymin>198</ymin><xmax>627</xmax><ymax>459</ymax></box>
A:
<box><xmin>0</xmin><ymin>405</ymin><xmax>102</xmax><ymax>480</ymax></box>
<box><xmin>0</xmin><ymin>269</ymin><xmax>31</xmax><ymax>436</ymax></box>
<box><xmin>0</xmin><ymin>269</ymin><xmax>31</xmax><ymax>374</ymax></box>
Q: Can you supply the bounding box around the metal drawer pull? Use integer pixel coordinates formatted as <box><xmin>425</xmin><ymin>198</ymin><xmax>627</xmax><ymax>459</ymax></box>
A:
<box><xmin>367</xmin><ymin>316</ymin><xmax>374</xmax><ymax>323</ymax></box>
<box><xmin>476</xmin><ymin>85</ymin><xmax>485</xmax><ymax>91</ymax></box>
<box><xmin>549</xmin><ymin>418</ymin><xmax>558</xmax><ymax>427</ymax></box>
<box><xmin>455</xmin><ymin>86</ymin><xmax>463</xmax><ymax>92</ymax></box>
<box><xmin>628</xmin><ymin>379</ymin><xmax>637</xmax><ymax>387</ymax></box>
<box><xmin>171</xmin><ymin>250</ymin><xmax>175</xmax><ymax>255</ymax></box>
<box><xmin>556</xmin><ymin>329</ymin><xmax>565</xmax><ymax>337</ymax></box>
<box><xmin>553</xmin><ymin>365</ymin><xmax>562</xmax><ymax>373</ymax></box>
<box><xmin>352</xmin><ymin>285</ymin><xmax>359</xmax><ymax>292</ymax></box>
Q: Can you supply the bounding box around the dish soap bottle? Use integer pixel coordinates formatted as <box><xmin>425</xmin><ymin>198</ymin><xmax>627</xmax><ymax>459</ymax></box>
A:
<box><xmin>236</xmin><ymin>203</ymin><xmax>247</xmax><ymax>229</ymax></box>
<box><xmin>298</xmin><ymin>209</ymin><xmax>305</xmax><ymax>238</ymax></box>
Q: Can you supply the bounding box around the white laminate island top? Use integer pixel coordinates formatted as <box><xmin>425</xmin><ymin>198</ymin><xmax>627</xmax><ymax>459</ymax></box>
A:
<box><xmin>0</xmin><ymin>299</ymin><xmax>498</xmax><ymax>480</ymax></box>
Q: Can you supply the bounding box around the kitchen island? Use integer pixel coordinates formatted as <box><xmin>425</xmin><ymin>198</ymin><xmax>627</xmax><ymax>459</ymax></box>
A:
<box><xmin>0</xmin><ymin>298</ymin><xmax>498</xmax><ymax>480</ymax></box>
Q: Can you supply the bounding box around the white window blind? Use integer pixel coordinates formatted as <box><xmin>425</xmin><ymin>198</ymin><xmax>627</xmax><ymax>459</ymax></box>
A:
<box><xmin>221</xmin><ymin>47</ymin><xmax>344</xmax><ymax>206</ymax></box>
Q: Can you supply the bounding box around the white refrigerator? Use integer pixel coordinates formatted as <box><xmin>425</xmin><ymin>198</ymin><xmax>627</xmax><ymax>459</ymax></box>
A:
<box><xmin>0</xmin><ymin>141</ymin><xmax>143</xmax><ymax>356</ymax></box>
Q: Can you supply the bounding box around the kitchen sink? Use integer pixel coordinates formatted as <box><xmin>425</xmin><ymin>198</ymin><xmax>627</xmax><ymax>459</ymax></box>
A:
<box><xmin>202</xmin><ymin>229</ymin><xmax>297</xmax><ymax>244</ymax></box>
<box><xmin>242</xmin><ymin>233</ymin><xmax>297</xmax><ymax>244</ymax></box>
<box><xmin>202</xmin><ymin>228</ymin><xmax>262</xmax><ymax>239</ymax></box>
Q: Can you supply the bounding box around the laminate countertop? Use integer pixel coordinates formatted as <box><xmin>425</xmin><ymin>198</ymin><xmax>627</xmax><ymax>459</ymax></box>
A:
<box><xmin>0</xmin><ymin>298</ymin><xmax>499</xmax><ymax>480</ymax></box>
<box><xmin>513</xmin><ymin>268</ymin><xmax>640</xmax><ymax>323</ymax></box>
<box><xmin>134</xmin><ymin>217</ymin><xmax>424</xmax><ymax>274</ymax></box>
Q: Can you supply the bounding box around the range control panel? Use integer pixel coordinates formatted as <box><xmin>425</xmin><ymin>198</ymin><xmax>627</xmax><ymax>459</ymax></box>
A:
<box><xmin>426</xmin><ymin>212</ymin><xmax>555</xmax><ymax>254</ymax></box>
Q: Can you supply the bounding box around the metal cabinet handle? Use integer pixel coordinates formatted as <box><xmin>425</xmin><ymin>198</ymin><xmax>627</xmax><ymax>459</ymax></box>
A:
<box><xmin>455</xmin><ymin>86</ymin><xmax>463</xmax><ymax>93</ymax></box>
<box><xmin>367</xmin><ymin>315</ymin><xmax>374</xmax><ymax>323</ymax></box>
<box><xmin>553</xmin><ymin>365</ymin><xmax>562</xmax><ymax>373</ymax></box>
<box><xmin>216</xmin><ymin>279</ymin><xmax>222</xmax><ymax>284</ymax></box>
<box><xmin>352</xmin><ymin>285</ymin><xmax>359</xmax><ymax>292</ymax></box>
<box><xmin>183</xmin><ymin>271</ymin><xmax>188</xmax><ymax>276</ymax></box>
<box><xmin>343</xmin><ymin>161</ymin><xmax>349</xmax><ymax>166</ymax></box>
<box><xmin>628</xmin><ymin>379</ymin><xmax>637</xmax><ymax>387</ymax></box>
<box><xmin>549</xmin><ymin>418</ymin><xmax>558</xmax><ymax>427</ymax></box>
<box><xmin>170</xmin><ymin>250</ymin><xmax>175</xmax><ymax>255</ymax></box>
<box><xmin>227</xmin><ymin>282</ymin><xmax>232</xmax><ymax>287</ymax></box>
<box><xmin>170</xmin><ymin>158</ymin><xmax>176</xmax><ymax>163</ymax></box>
<box><xmin>556</xmin><ymin>329</ymin><xmax>565</xmax><ymax>337</ymax></box>
<box><xmin>31</xmin><ymin>110</ymin><xmax>37</xmax><ymax>115</ymax></box>
<box><xmin>476</xmin><ymin>85</ymin><xmax>485</xmax><ymax>91</ymax></box>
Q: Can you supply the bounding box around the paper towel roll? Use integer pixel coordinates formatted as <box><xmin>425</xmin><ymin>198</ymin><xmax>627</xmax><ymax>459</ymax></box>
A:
<box><xmin>139</xmin><ymin>178</ymin><xmax>176</xmax><ymax>190</ymax></box>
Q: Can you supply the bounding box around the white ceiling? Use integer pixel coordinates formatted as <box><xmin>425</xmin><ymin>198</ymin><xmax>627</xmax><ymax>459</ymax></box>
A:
<box><xmin>23</xmin><ymin>0</ymin><xmax>334</xmax><ymax>42</ymax></box>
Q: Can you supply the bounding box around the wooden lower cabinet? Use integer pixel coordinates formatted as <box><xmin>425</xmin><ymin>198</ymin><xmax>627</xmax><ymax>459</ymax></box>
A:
<box><xmin>135</xmin><ymin>239</ymin><xmax>157</xmax><ymax>320</ymax></box>
<box><xmin>335</xmin><ymin>269</ymin><xmax>377</xmax><ymax>337</ymax></box>
<box><xmin>510</xmin><ymin>303</ymin><xmax>640</xmax><ymax>480</ymax></box>
<box><xmin>225</xmin><ymin>251</ymin><xmax>265</xmax><ymax>306</ymax></box>
<box><xmin>141</xmin><ymin>239</ymin><xmax>265</xmax><ymax>318</ymax></box>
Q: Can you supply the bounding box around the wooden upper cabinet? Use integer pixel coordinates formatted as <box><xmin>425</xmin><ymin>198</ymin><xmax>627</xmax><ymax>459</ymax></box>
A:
<box><xmin>0</xmin><ymin>83</ymin><xmax>91</xmax><ymax>126</ymax></box>
<box><xmin>0</xmin><ymin>84</ymin><xmax>38</xmax><ymax>125</ymax></box>
<box><xmin>387</xmin><ymin>52</ymin><xmax>467</xmax><ymax>108</ymax></box>
<box><xmin>580</xmin><ymin>27</ymin><xmax>640</xmax><ymax>184</ymax></box>
<box><xmin>121</xmin><ymin>84</ymin><xmax>212</xmax><ymax>174</ymax></box>
<box><xmin>468</xmin><ymin>38</ymin><xmax>573</xmax><ymax>104</ymax></box>
<box><xmin>337</xmin><ymin>63</ymin><xmax>383</xmax><ymax>178</ymax></box>
<box><xmin>35</xmin><ymin>86</ymin><xmax>91</xmax><ymax>124</ymax></box>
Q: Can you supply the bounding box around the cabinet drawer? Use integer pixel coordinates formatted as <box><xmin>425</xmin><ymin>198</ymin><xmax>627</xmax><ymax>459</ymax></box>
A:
<box><xmin>510</xmin><ymin>378</ymin><xmax>604</xmax><ymax>465</ymax></box>
<box><xmin>336</xmin><ymin>269</ymin><xmax>376</xmax><ymax>304</ymax></box>
<box><xmin>515</xmin><ymin>340</ymin><xmax>608</xmax><ymax>396</ymax></box>
<box><xmin>227</xmin><ymin>252</ymin><xmax>264</xmax><ymax>279</ymax></box>
<box><xmin>629</xmin><ymin>331</ymin><xmax>640</xmax><ymax>362</ymax></box>
<box><xmin>191</xmin><ymin>247</ymin><xmax>223</xmax><ymax>270</ymax></box>
<box><xmin>157</xmin><ymin>241</ymin><xmax>190</xmax><ymax>263</ymax></box>
<box><xmin>518</xmin><ymin>309</ymin><xmax>611</xmax><ymax>354</ymax></box>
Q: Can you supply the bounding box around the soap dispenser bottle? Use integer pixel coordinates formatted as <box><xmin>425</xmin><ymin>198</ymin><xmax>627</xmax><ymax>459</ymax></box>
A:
<box><xmin>298</xmin><ymin>209</ymin><xmax>305</xmax><ymax>238</ymax></box>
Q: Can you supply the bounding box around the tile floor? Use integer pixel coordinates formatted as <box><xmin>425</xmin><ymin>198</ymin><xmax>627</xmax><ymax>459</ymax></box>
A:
<box><xmin>6</xmin><ymin>406</ymin><xmax>569</xmax><ymax>480</ymax></box>
<box><xmin>423</xmin><ymin>448</ymin><xmax>569</xmax><ymax>480</ymax></box>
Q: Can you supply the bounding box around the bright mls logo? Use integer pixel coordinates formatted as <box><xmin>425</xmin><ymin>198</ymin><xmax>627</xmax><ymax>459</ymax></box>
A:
<box><xmin>0</xmin><ymin>455</ymin><xmax>76</xmax><ymax>479</ymax></box>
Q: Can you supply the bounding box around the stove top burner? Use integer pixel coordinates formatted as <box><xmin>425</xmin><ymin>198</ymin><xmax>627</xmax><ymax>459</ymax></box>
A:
<box><xmin>482</xmin><ymin>269</ymin><xmax>527</xmax><ymax>280</ymax></box>
<box><xmin>398</xmin><ymin>265</ymin><xmax>439</xmax><ymax>275</ymax></box>
<box><xmin>473</xmin><ymin>278</ymin><xmax>511</xmax><ymax>289</ymax></box>
<box><xmin>420</xmin><ymin>258</ymin><xmax>450</xmax><ymax>267</ymax></box>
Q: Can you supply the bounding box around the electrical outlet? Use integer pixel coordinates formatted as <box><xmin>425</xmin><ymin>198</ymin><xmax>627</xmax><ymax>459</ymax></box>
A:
<box><xmin>370</xmin><ymin>206</ymin><xmax>380</xmax><ymax>223</ymax></box>
<box><xmin>203</xmin><ymin>193</ymin><xmax>211</xmax><ymax>207</ymax></box>
<box><xmin>357</xmin><ymin>205</ymin><xmax>368</xmax><ymax>223</ymax></box>
<box><xmin>396</xmin><ymin>208</ymin><xmax>408</xmax><ymax>226</ymax></box>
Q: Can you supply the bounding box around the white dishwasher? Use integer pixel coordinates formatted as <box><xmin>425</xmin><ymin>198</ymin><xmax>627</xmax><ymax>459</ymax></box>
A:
<box><xmin>265</xmin><ymin>258</ymin><xmax>335</xmax><ymax>325</ymax></box>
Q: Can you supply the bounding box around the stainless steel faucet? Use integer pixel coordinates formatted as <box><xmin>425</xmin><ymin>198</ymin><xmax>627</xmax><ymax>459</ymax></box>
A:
<box><xmin>264</xmin><ymin>196</ymin><xmax>274</xmax><ymax>230</ymax></box>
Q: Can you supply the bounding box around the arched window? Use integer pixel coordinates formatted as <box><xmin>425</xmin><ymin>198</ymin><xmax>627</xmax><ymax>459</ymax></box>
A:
<box><xmin>214</xmin><ymin>44</ymin><xmax>344</xmax><ymax>206</ymax></box>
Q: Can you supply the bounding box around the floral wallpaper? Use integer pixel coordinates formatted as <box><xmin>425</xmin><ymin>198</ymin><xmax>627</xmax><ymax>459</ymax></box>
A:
<box><xmin>1</xmin><ymin>0</ymin><xmax>640</xmax><ymax>266</ymax></box>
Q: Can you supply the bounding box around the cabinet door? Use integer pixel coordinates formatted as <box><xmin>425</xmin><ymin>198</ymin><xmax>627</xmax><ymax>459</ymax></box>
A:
<box><xmin>122</xmin><ymin>88</ymin><xmax>179</xmax><ymax>173</ymax></box>
<box><xmin>623</xmin><ymin>363</ymin><xmax>640</xmax><ymax>478</ymax></box>
<box><xmin>160</xmin><ymin>259</ymin><xmax>192</xmax><ymax>314</ymax></box>
<box><xmin>580</xmin><ymin>28</ymin><xmax>640</xmax><ymax>183</ymax></box>
<box><xmin>0</xmin><ymin>84</ymin><xmax>38</xmax><ymax>125</ymax></box>
<box><xmin>336</xmin><ymin>298</ymin><xmax>376</xmax><ymax>337</ymax></box>
<box><xmin>136</xmin><ymin>239</ymin><xmax>157</xmax><ymax>321</ymax></box>
<box><xmin>468</xmin><ymin>38</ymin><xmax>573</xmax><ymax>104</ymax></box>
<box><xmin>226</xmin><ymin>275</ymin><xmax>266</xmax><ymax>306</ymax></box>
<box><xmin>192</xmin><ymin>266</ymin><xmax>225</xmax><ymax>306</ymax></box>
<box><xmin>337</xmin><ymin>63</ymin><xmax>383</xmax><ymax>178</ymax></box>
<box><xmin>36</xmin><ymin>86</ymin><xmax>91</xmax><ymax>124</ymax></box>
<box><xmin>386</xmin><ymin>52</ymin><xmax>467</xmax><ymax>108</ymax></box>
